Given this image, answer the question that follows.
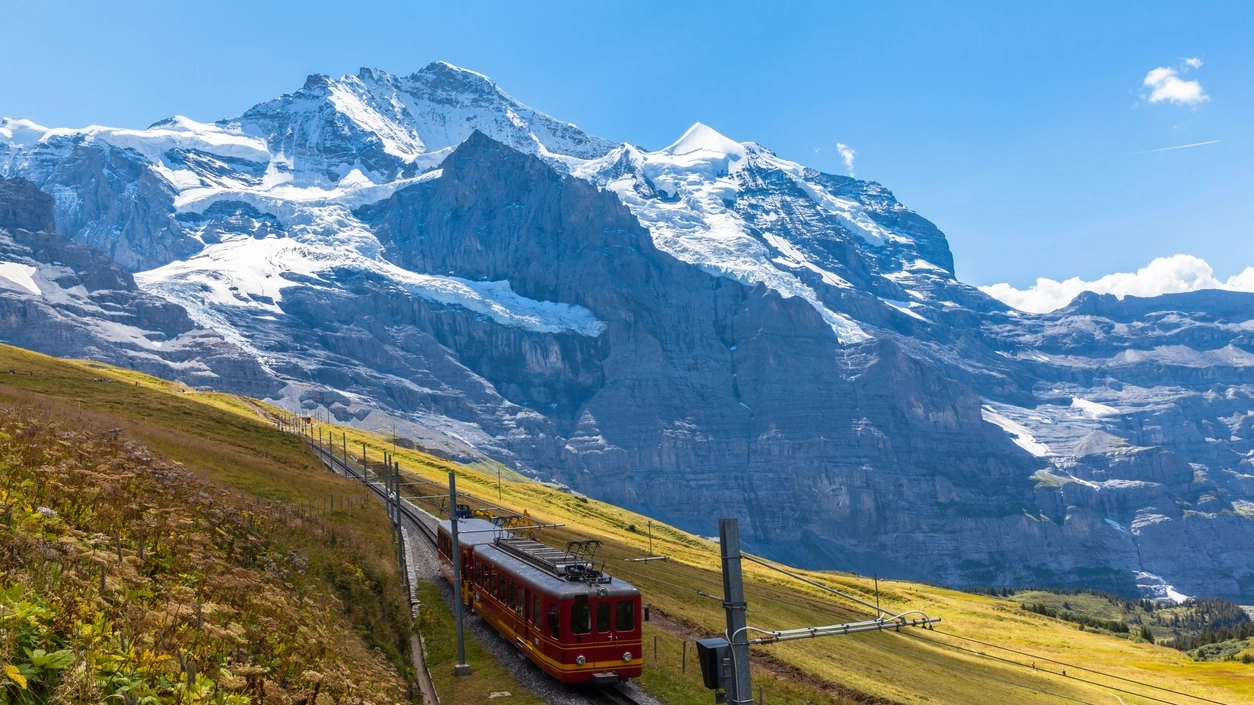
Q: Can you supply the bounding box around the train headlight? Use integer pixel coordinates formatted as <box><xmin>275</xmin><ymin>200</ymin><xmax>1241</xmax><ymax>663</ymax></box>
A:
<box><xmin>575</xmin><ymin>655</ymin><xmax>586</xmax><ymax>666</ymax></box>
<box><xmin>623</xmin><ymin>651</ymin><xmax>633</xmax><ymax>662</ymax></box>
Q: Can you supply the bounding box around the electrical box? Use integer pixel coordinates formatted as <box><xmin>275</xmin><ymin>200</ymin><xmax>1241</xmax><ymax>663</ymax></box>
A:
<box><xmin>695</xmin><ymin>637</ymin><xmax>730</xmax><ymax>691</ymax></box>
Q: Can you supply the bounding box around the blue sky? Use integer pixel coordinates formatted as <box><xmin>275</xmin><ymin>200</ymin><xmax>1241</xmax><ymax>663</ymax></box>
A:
<box><xmin>2</xmin><ymin>0</ymin><xmax>1250</xmax><ymax>299</ymax></box>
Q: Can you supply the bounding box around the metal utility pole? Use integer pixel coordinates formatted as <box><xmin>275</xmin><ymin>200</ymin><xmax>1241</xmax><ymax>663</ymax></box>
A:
<box><xmin>720</xmin><ymin>518</ymin><xmax>753</xmax><ymax>704</ymax></box>
<box><xmin>394</xmin><ymin>461</ymin><xmax>404</xmax><ymax>577</ymax></box>
<box><xmin>388</xmin><ymin>459</ymin><xmax>397</xmax><ymax>534</ymax></box>
<box><xmin>700</xmin><ymin>520</ymin><xmax>941</xmax><ymax>703</ymax></box>
<box><xmin>448</xmin><ymin>472</ymin><xmax>471</xmax><ymax>675</ymax></box>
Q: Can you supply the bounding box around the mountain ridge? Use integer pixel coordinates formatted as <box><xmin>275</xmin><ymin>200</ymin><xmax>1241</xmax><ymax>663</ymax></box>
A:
<box><xmin>2</xmin><ymin>64</ymin><xmax>1253</xmax><ymax>600</ymax></box>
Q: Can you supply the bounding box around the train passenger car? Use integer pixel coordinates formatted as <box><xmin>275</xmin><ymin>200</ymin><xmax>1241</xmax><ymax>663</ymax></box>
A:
<box><xmin>437</xmin><ymin>521</ymin><xmax>642</xmax><ymax>684</ymax></box>
<box><xmin>436</xmin><ymin>517</ymin><xmax>497</xmax><ymax>605</ymax></box>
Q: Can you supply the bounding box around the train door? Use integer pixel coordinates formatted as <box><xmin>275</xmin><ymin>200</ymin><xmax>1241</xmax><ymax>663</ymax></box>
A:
<box><xmin>530</xmin><ymin>592</ymin><xmax>542</xmax><ymax>649</ymax></box>
<box><xmin>592</xmin><ymin>599</ymin><xmax>615</xmax><ymax>664</ymax></box>
<box><xmin>521</xmin><ymin>588</ymin><xmax>531</xmax><ymax>645</ymax></box>
<box><xmin>614</xmin><ymin>598</ymin><xmax>640</xmax><ymax>671</ymax></box>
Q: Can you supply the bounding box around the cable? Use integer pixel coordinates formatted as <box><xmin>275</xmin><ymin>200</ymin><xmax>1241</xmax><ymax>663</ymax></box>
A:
<box><xmin>927</xmin><ymin>628</ymin><xmax>1231</xmax><ymax>705</ymax></box>
<box><xmin>856</xmin><ymin>634</ymin><xmax>1100</xmax><ymax>705</ymax></box>
<box><xmin>608</xmin><ymin>562</ymin><xmax>735</xmax><ymax>606</ymax></box>
<box><xmin>602</xmin><ymin>547</ymin><xmax>866</xmax><ymax>625</ymax></box>
<box><xmin>902</xmin><ymin>630</ymin><xmax>1199</xmax><ymax>705</ymax></box>
<box><xmin>741</xmin><ymin>553</ymin><xmax>888</xmax><ymax>617</ymax></box>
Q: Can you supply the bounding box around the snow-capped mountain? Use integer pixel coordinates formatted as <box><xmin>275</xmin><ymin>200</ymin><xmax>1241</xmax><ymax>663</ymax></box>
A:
<box><xmin>2</xmin><ymin>62</ymin><xmax>1252</xmax><ymax>601</ymax></box>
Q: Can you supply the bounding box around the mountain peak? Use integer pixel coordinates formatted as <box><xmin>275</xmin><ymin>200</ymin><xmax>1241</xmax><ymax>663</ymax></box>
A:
<box><xmin>300</xmin><ymin>73</ymin><xmax>334</xmax><ymax>91</ymax></box>
<box><xmin>408</xmin><ymin>61</ymin><xmax>499</xmax><ymax>98</ymax></box>
<box><xmin>663</xmin><ymin>122</ymin><xmax>745</xmax><ymax>161</ymax></box>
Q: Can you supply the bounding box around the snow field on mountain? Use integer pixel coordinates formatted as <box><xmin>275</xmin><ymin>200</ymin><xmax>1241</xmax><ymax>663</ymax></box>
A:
<box><xmin>136</xmin><ymin>225</ymin><xmax>608</xmax><ymax>338</ymax></box>
<box><xmin>574</xmin><ymin>126</ymin><xmax>873</xmax><ymax>344</ymax></box>
<box><xmin>0</xmin><ymin>116</ymin><xmax>271</xmax><ymax>164</ymax></box>
<box><xmin>3</xmin><ymin>66</ymin><xmax>954</xmax><ymax>349</ymax></box>
<box><xmin>0</xmin><ymin>262</ymin><xmax>39</xmax><ymax>295</ymax></box>
<box><xmin>1071</xmin><ymin>397</ymin><xmax>1121</xmax><ymax>418</ymax></box>
<box><xmin>981</xmin><ymin>404</ymin><xmax>1052</xmax><ymax>456</ymax></box>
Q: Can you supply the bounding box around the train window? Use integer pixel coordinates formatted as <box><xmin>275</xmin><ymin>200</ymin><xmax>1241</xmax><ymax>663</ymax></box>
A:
<box><xmin>548</xmin><ymin>603</ymin><xmax>560</xmax><ymax>638</ymax></box>
<box><xmin>508</xmin><ymin>583</ymin><xmax>516</xmax><ymax>612</ymax></box>
<box><xmin>571</xmin><ymin>595</ymin><xmax>592</xmax><ymax>634</ymax></box>
<box><xmin>533</xmin><ymin>595</ymin><xmax>542</xmax><ymax>627</ymax></box>
<box><xmin>596</xmin><ymin>602</ymin><xmax>611</xmax><ymax>633</ymax></box>
<box><xmin>616</xmin><ymin>601</ymin><xmax>635</xmax><ymax>631</ymax></box>
<box><xmin>491</xmin><ymin>571</ymin><xmax>499</xmax><ymax>598</ymax></box>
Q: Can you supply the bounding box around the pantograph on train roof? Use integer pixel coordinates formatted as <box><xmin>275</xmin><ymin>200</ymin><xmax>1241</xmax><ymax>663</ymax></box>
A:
<box><xmin>493</xmin><ymin>536</ymin><xmax>614</xmax><ymax>584</ymax></box>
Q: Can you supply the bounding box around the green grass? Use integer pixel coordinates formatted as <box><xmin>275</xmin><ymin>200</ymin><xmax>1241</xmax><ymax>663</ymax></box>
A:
<box><xmin>414</xmin><ymin>581</ymin><xmax>545</xmax><ymax>705</ymax></box>
<box><xmin>0</xmin><ymin>345</ymin><xmax>413</xmax><ymax>703</ymax></box>
<box><xmin>1012</xmin><ymin>590</ymin><xmax>1131</xmax><ymax>622</ymax></box>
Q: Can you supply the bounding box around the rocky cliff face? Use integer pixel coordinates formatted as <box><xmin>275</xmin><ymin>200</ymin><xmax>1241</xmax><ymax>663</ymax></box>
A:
<box><xmin>0</xmin><ymin>176</ymin><xmax>276</xmax><ymax>393</ymax></box>
<box><xmin>2</xmin><ymin>65</ymin><xmax>1252</xmax><ymax>600</ymax></box>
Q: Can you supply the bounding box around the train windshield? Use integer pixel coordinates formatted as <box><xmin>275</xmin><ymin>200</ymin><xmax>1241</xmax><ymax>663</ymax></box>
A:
<box><xmin>571</xmin><ymin>595</ymin><xmax>592</xmax><ymax>634</ymax></box>
<box><xmin>616</xmin><ymin>601</ymin><xmax>635</xmax><ymax>631</ymax></box>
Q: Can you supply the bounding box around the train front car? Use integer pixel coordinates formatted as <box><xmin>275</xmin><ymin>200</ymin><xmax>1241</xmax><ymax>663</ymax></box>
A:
<box><xmin>436</xmin><ymin>517</ymin><xmax>497</xmax><ymax>606</ymax></box>
<box><xmin>471</xmin><ymin>537</ymin><xmax>643</xmax><ymax>684</ymax></box>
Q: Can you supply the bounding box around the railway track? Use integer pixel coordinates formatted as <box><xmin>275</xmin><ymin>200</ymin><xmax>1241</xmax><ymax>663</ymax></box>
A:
<box><xmin>306</xmin><ymin>439</ymin><xmax>650</xmax><ymax>705</ymax></box>
<box><xmin>582</xmin><ymin>685</ymin><xmax>643</xmax><ymax>705</ymax></box>
<box><xmin>308</xmin><ymin>440</ymin><xmax>438</xmax><ymax>545</ymax></box>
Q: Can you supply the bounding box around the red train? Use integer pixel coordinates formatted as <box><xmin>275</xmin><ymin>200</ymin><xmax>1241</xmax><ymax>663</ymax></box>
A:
<box><xmin>437</xmin><ymin>518</ymin><xmax>643</xmax><ymax>684</ymax></box>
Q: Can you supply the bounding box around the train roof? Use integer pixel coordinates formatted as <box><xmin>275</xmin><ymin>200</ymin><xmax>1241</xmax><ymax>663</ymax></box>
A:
<box><xmin>437</xmin><ymin>518</ymin><xmax>501</xmax><ymax>546</ymax></box>
<box><xmin>474</xmin><ymin>542</ymin><xmax>640</xmax><ymax>599</ymax></box>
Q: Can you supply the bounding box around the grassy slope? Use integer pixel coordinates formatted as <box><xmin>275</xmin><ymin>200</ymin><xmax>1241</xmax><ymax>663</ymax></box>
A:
<box><xmin>0</xmin><ymin>345</ymin><xmax>413</xmax><ymax>703</ymax></box>
<box><xmin>316</xmin><ymin>420</ymin><xmax>1254</xmax><ymax>705</ymax></box>
<box><xmin>0</xmin><ymin>345</ymin><xmax>578</xmax><ymax>705</ymax></box>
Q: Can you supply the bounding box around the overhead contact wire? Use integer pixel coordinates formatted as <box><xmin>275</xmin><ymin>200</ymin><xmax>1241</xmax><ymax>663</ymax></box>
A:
<box><xmin>902</xmin><ymin>630</ymin><xmax>1192</xmax><ymax>705</ymax></box>
<box><xmin>926</xmin><ymin>628</ymin><xmax>1229</xmax><ymax>705</ymax></box>
<box><xmin>855</xmin><ymin>636</ymin><xmax>1099</xmax><ymax>705</ymax></box>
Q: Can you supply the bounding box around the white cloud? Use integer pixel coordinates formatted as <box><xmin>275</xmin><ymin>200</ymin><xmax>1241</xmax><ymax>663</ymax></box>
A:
<box><xmin>1142</xmin><ymin>59</ymin><xmax>1209</xmax><ymax>106</ymax></box>
<box><xmin>979</xmin><ymin>254</ymin><xmax>1254</xmax><ymax>313</ymax></box>
<box><xmin>835</xmin><ymin>142</ymin><xmax>856</xmax><ymax>177</ymax></box>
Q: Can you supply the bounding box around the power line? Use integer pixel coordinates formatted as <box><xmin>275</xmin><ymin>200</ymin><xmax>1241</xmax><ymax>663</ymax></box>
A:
<box><xmin>902</xmin><ymin>630</ymin><xmax>1196</xmax><ymax>705</ymax></box>
<box><xmin>609</xmin><ymin>562</ymin><xmax>729</xmax><ymax>603</ymax></box>
<box><xmin>856</xmin><ymin>634</ymin><xmax>1101</xmax><ymax>705</ymax></box>
<box><xmin>927</xmin><ymin>628</ymin><xmax>1230</xmax><ymax>705</ymax></box>
<box><xmin>603</xmin><ymin>547</ymin><xmax>868</xmax><ymax>625</ymax></box>
<box><xmin>740</xmin><ymin>552</ymin><xmax>888</xmax><ymax>617</ymax></box>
